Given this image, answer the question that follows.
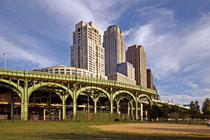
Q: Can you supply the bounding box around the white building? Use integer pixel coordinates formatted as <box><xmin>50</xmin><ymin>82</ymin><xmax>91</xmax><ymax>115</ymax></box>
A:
<box><xmin>107</xmin><ymin>62</ymin><xmax>136</xmax><ymax>85</ymax></box>
<box><xmin>37</xmin><ymin>65</ymin><xmax>104</xmax><ymax>78</ymax></box>
<box><xmin>70</xmin><ymin>21</ymin><xmax>105</xmax><ymax>79</ymax></box>
<box><xmin>108</xmin><ymin>72</ymin><xmax>136</xmax><ymax>85</ymax></box>
<box><xmin>117</xmin><ymin>62</ymin><xmax>135</xmax><ymax>80</ymax></box>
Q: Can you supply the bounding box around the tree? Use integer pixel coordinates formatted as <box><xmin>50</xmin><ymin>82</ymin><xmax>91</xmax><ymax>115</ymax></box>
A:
<box><xmin>189</xmin><ymin>101</ymin><xmax>200</xmax><ymax>119</ymax></box>
<box><xmin>169</xmin><ymin>105</ymin><xmax>182</xmax><ymax>121</ymax></box>
<box><xmin>179</xmin><ymin>109</ymin><xmax>189</xmax><ymax>120</ymax></box>
<box><xmin>148</xmin><ymin>104</ymin><xmax>161</xmax><ymax>121</ymax></box>
<box><xmin>202</xmin><ymin>98</ymin><xmax>210</xmax><ymax>119</ymax></box>
<box><xmin>161</xmin><ymin>103</ymin><xmax>170</xmax><ymax>120</ymax></box>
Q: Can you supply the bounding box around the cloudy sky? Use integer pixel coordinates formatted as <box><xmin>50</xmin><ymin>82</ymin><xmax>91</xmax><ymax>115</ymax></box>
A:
<box><xmin>0</xmin><ymin>0</ymin><xmax>210</xmax><ymax>106</ymax></box>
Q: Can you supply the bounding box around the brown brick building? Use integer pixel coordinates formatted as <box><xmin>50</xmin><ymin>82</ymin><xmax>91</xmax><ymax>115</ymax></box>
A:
<box><xmin>126</xmin><ymin>45</ymin><xmax>147</xmax><ymax>88</ymax></box>
<box><xmin>147</xmin><ymin>69</ymin><xmax>153</xmax><ymax>89</ymax></box>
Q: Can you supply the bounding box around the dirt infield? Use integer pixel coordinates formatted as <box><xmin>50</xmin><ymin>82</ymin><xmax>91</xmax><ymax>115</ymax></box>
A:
<box><xmin>93</xmin><ymin>123</ymin><xmax>210</xmax><ymax>136</ymax></box>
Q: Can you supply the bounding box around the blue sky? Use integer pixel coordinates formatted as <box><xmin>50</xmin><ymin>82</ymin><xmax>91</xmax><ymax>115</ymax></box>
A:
<box><xmin>0</xmin><ymin>0</ymin><xmax>210</xmax><ymax>106</ymax></box>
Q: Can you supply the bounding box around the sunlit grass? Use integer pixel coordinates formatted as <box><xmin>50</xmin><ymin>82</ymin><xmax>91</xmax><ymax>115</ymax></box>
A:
<box><xmin>0</xmin><ymin>121</ymin><xmax>209</xmax><ymax>140</ymax></box>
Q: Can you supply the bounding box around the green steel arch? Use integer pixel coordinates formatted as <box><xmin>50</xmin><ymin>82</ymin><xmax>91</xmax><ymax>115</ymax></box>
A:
<box><xmin>28</xmin><ymin>82</ymin><xmax>73</xmax><ymax>100</ymax></box>
<box><xmin>0</xmin><ymin>82</ymin><xmax>22</xmax><ymax>98</ymax></box>
<box><xmin>0</xmin><ymin>79</ymin><xmax>23</xmax><ymax>98</ymax></box>
<box><xmin>113</xmin><ymin>90</ymin><xmax>137</xmax><ymax>102</ymax></box>
<box><xmin>95</xmin><ymin>93</ymin><xmax>109</xmax><ymax>101</ymax></box>
<box><xmin>116</xmin><ymin>96</ymin><xmax>133</xmax><ymax>104</ymax></box>
<box><xmin>137</xmin><ymin>94</ymin><xmax>153</xmax><ymax>106</ymax></box>
<box><xmin>76</xmin><ymin>86</ymin><xmax>110</xmax><ymax>100</ymax></box>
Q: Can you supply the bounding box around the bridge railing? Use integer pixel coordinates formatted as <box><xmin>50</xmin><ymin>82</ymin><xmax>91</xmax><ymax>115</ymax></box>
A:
<box><xmin>0</xmin><ymin>68</ymin><xmax>157</xmax><ymax>95</ymax></box>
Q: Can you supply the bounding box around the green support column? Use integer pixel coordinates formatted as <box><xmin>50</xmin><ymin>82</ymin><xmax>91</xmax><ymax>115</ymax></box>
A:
<box><xmin>93</xmin><ymin>98</ymin><xmax>97</xmax><ymax>114</ymax></box>
<box><xmin>116</xmin><ymin>100</ymin><xmax>120</xmax><ymax>114</ymax></box>
<box><xmin>21</xmin><ymin>95</ymin><xmax>25</xmax><ymax>120</ymax></box>
<box><xmin>43</xmin><ymin>109</ymin><xmax>46</xmax><ymax>120</ymax></box>
<box><xmin>110</xmin><ymin>94</ymin><xmax>113</xmax><ymax>114</ymax></box>
<box><xmin>140</xmin><ymin>103</ymin><xmax>143</xmax><ymax>122</ymax></box>
<box><xmin>49</xmin><ymin>91</ymin><xmax>52</xmax><ymax>121</ymax></box>
<box><xmin>145</xmin><ymin>110</ymin><xmax>148</xmax><ymax>121</ymax></box>
<box><xmin>21</xmin><ymin>78</ymin><xmax>28</xmax><ymax>121</ymax></box>
<box><xmin>73</xmin><ymin>85</ymin><xmax>77</xmax><ymax>119</ymax></box>
<box><xmin>135</xmin><ymin>101</ymin><xmax>138</xmax><ymax>120</ymax></box>
<box><xmin>127</xmin><ymin>102</ymin><xmax>130</xmax><ymax>117</ymax></box>
<box><xmin>62</xmin><ymin>95</ymin><xmax>66</xmax><ymax>120</ymax></box>
<box><xmin>87</xmin><ymin>95</ymin><xmax>90</xmax><ymax>113</ymax></box>
<box><xmin>130</xmin><ymin>102</ymin><xmax>134</xmax><ymax>120</ymax></box>
<box><xmin>10</xmin><ymin>92</ymin><xmax>14</xmax><ymax>121</ymax></box>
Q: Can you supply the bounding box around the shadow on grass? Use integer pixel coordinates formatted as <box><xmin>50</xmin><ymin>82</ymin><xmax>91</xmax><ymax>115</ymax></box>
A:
<box><xmin>135</xmin><ymin>127</ymin><xmax>210</xmax><ymax>133</ymax></box>
<box><xmin>38</xmin><ymin>131</ymin><xmax>210</xmax><ymax>140</ymax></box>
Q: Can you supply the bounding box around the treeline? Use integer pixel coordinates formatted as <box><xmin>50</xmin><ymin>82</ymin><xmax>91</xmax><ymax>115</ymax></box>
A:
<box><xmin>148</xmin><ymin>98</ymin><xmax>210</xmax><ymax>122</ymax></box>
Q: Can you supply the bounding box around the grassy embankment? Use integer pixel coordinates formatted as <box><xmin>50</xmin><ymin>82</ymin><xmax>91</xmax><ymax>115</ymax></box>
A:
<box><xmin>0</xmin><ymin>121</ymin><xmax>210</xmax><ymax>140</ymax></box>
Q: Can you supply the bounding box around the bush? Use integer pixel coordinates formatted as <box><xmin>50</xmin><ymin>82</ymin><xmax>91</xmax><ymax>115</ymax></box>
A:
<box><xmin>73</xmin><ymin>112</ymin><xmax>126</xmax><ymax>122</ymax></box>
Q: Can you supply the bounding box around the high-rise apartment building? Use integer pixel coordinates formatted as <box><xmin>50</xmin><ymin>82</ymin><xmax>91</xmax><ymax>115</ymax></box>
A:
<box><xmin>104</xmin><ymin>25</ymin><xmax>125</xmax><ymax>76</ymax></box>
<box><xmin>70</xmin><ymin>21</ymin><xmax>105</xmax><ymax>78</ymax></box>
<box><xmin>126</xmin><ymin>45</ymin><xmax>147</xmax><ymax>88</ymax></box>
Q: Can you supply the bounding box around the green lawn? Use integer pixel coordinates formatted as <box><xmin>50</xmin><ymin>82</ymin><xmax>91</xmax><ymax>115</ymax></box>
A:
<box><xmin>0</xmin><ymin>121</ymin><xmax>209</xmax><ymax>140</ymax></box>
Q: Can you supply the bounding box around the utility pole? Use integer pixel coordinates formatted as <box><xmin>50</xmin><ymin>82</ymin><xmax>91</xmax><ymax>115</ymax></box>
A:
<box><xmin>3</xmin><ymin>53</ymin><xmax>6</xmax><ymax>68</ymax></box>
<box><xmin>75</xmin><ymin>45</ymin><xmax>78</xmax><ymax>79</ymax></box>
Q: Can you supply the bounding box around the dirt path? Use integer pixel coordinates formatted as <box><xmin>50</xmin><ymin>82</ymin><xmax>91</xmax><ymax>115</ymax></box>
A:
<box><xmin>92</xmin><ymin>123</ymin><xmax>210</xmax><ymax>136</ymax></box>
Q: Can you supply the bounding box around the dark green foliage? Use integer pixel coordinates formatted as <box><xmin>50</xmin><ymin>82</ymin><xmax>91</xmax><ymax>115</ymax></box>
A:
<box><xmin>202</xmin><ymin>98</ymin><xmax>210</xmax><ymax>119</ymax></box>
<box><xmin>149</xmin><ymin>103</ymin><xmax>190</xmax><ymax>121</ymax></box>
<box><xmin>168</xmin><ymin>105</ymin><xmax>182</xmax><ymax>121</ymax></box>
<box><xmin>189</xmin><ymin>101</ymin><xmax>201</xmax><ymax>119</ymax></box>
<box><xmin>74</xmin><ymin>112</ymin><xmax>129</xmax><ymax>122</ymax></box>
<box><xmin>161</xmin><ymin>103</ymin><xmax>170</xmax><ymax>120</ymax></box>
<box><xmin>148</xmin><ymin>104</ymin><xmax>162</xmax><ymax>120</ymax></box>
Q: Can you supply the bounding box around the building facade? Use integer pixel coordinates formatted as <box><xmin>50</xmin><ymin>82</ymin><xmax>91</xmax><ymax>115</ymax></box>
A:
<box><xmin>104</xmin><ymin>25</ymin><xmax>125</xmax><ymax>76</ymax></box>
<box><xmin>147</xmin><ymin>69</ymin><xmax>153</xmax><ymax>89</ymax></box>
<box><xmin>117</xmin><ymin>62</ymin><xmax>135</xmax><ymax>80</ymax></box>
<box><xmin>147</xmin><ymin>69</ymin><xmax>157</xmax><ymax>91</ymax></box>
<box><xmin>108</xmin><ymin>72</ymin><xmax>136</xmax><ymax>85</ymax></box>
<box><xmin>126</xmin><ymin>45</ymin><xmax>147</xmax><ymax>88</ymax></box>
<box><xmin>36</xmin><ymin>65</ymin><xmax>107</xmax><ymax>79</ymax></box>
<box><xmin>70</xmin><ymin>21</ymin><xmax>105</xmax><ymax>78</ymax></box>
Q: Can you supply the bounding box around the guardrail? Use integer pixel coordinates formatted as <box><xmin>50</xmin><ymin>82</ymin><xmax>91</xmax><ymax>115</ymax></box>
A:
<box><xmin>0</xmin><ymin>68</ymin><xmax>157</xmax><ymax>95</ymax></box>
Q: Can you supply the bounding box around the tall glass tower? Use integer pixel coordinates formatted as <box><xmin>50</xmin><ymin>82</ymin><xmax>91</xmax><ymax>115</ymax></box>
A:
<box><xmin>103</xmin><ymin>25</ymin><xmax>125</xmax><ymax>76</ymax></box>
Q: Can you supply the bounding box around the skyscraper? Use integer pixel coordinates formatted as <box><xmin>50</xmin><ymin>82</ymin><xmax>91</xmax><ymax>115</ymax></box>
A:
<box><xmin>147</xmin><ymin>69</ymin><xmax>154</xmax><ymax>89</ymax></box>
<box><xmin>147</xmin><ymin>69</ymin><xmax>157</xmax><ymax>91</ymax></box>
<box><xmin>126</xmin><ymin>45</ymin><xmax>147</xmax><ymax>88</ymax></box>
<box><xmin>104</xmin><ymin>25</ymin><xmax>125</xmax><ymax>76</ymax></box>
<box><xmin>70</xmin><ymin>21</ymin><xmax>105</xmax><ymax>78</ymax></box>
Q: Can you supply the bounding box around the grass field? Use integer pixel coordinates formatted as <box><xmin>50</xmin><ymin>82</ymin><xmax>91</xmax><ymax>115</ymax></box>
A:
<box><xmin>0</xmin><ymin>121</ymin><xmax>210</xmax><ymax>140</ymax></box>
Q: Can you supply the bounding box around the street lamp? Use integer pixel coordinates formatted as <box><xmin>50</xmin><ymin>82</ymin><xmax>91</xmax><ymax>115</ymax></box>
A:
<box><xmin>3</xmin><ymin>53</ymin><xmax>6</xmax><ymax>69</ymax></box>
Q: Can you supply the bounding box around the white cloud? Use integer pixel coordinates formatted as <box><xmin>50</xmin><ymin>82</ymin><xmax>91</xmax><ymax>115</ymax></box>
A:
<box><xmin>39</xmin><ymin>0</ymin><xmax>129</xmax><ymax>34</ymax></box>
<box><xmin>125</xmin><ymin>9</ymin><xmax>210</xmax><ymax>80</ymax></box>
<box><xmin>0</xmin><ymin>36</ymin><xmax>57</xmax><ymax>68</ymax></box>
<box><xmin>203</xmin><ymin>88</ymin><xmax>210</xmax><ymax>93</ymax></box>
<box><xmin>187</xmin><ymin>81</ymin><xmax>199</xmax><ymax>89</ymax></box>
<box><xmin>161</xmin><ymin>94</ymin><xmax>207</xmax><ymax>106</ymax></box>
<box><xmin>125</xmin><ymin>6</ymin><xmax>210</xmax><ymax>105</ymax></box>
